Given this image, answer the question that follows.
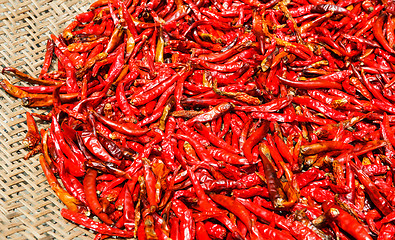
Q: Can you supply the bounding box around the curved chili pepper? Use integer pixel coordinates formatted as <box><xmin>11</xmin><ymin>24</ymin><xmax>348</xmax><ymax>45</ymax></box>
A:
<box><xmin>237</xmin><ymin>198</ymin><xmax>322</xmax><ymax>240</ymax></box>
<box><xmin>313</xmin><ymin>4</ymin><xmax>353</xmax><ymax>16</ymax></box>
<box><xmin>307</xmin><ymin>90</ymin><xmax>348</xmax><ymax>109</ymax></box>
<box><xmin>256</xmin><ymin>222</ymin><xmax>295</xmax><ymax>240</ymax></box>
<box><xmin>374</xmin><ymin>14</ymin><xmax>395</xmax><ymax>54</ymax></box>
<box><xmin>323</xmin><ymin>201</ymin><xmax>373</xmax><ymax>240</ymax></box>
<box><xmin>278</xmin><ymin>76</ymin><xmax>343</xmax><ymax>89</ymax></box>
<box><xmin>195</xmin><ymin>122</ymin><xmax>240</xmax><ymax>154</ymax></box>
<box><xmin>54</xmin><ymin>47</ymin><xmax>79</xmax><ymax>93</ymax></box>
<box><xmin>234</xmin><ymin>96</ymin><xmax>292</xmax><ymax>112</ymax></box>
<box><xmin>39</xmin><ymin>39</ymin><xmax>55</xmax><ymax>79</ymax></box>
<box><xmin>293</xmin><ymin>96</ymin><xmax>348</xmax><ymax>121</ymax></box>
<box><xmin>80</xmin><ymin>131</ymin><xmax>122</xmax><ymax>166</ymax></box>
<box><xmin>93</xmin><ymin>111</ymin><xmax>148</xmax><ymax>136</ymax></box>
<box><xmin>83</xmin><ymin>169</ymin><xmax>114</xmax><ymax>225</ymax></box>
<box><xmin>212</xmin><ymin>79</ymin><xmax>261</xmax><ymax>106</ymax></box>
<box><xmin>2</xmin><ymin>67</ymin><xmax>63</xmax><ymax>86</ymax></box>
<box><xmin>300</xmin><ymin>12</ymin><xmax>333</xmax><ymax>34</ymax></box>
<box><xmin>259</xmin><ymin>144</ymin><xmax>288</xmax><ymax>208</ymax></box>
<box><xmin>378</xmin><ymin>223</ymin><xmax>395</xmax><ymax>240</ymax></box>
<box><xmin>68</xmin><ymin>37</ymin><xmax>108</xmax><ymax>53</ymax></box>
<box><xmin>350</xmin><ymin>161</ymin><xmax>394</xmax><ymax>215</ymax></box>
<box><xmin>207</xmin><ymin>147</ymin><xmax>249</xmax><ymax>165</ymax></box>
<box><xmin>272</xmin><ymin>131</ymin><xmax>294</xmax><ymax>167</ymax></box>
<box><xmin>39</xmin><ymin>155</ymin><xmax>82</xmax><ymax>212</ymax></box>
<box><xmin>0</xmin><ymin>79</ymin><xmax>75</xmax><ymax>106</ymax></box>
<box><xmin>51</xmin><ymin>116</ymin><xmax>85</xmax><ymax>177</ymax></box>
<box><xmin>131</xmin><ymin>67</ymin><xmax>191</xmax><ymax>106</ymax></box>
<box><xmin>22</xmin><ymin>112</ymin><xmax>40</xmax><ymax>149</ymax></box>
<box><xmin>243</xmin><ymin>121</ymin><xmax>269</xmax><ymax>163</ymax></box>
<box><xmin>185</xmin><ymin>102</ymin><xmax>234</xmax><ymax>126</ymax></box>
<box><xmin>358</xmin><ymin>66</ymin><xmax>389</xmax><ymax>103</ymax></box>
<box><xmin>99</xmin><ymin>135</ymin><xmax>132</xmax><ymax>160</ymax></box>
<box><xmin>116</xmin><ymin>81</ymin><xmax>139</xmax><ymax>117</ymax></box>
<box><xmin>61</xmin><ymin>208</ymin><xmax>133</xmax><ymax>237</ymax></box>
<box><xmin>143</xmin><ymin>158</ymin><xmax>158</xmax><ymax>210</ymax></box>
<box><xmin>196</xmin><ymin>222</ymin><xmax>212</xmax><ymax>240</ymax></box>
<box><xmin>301</xmin><ymin>141</ymin><xmax>353</xmax><ymax>155</ymax></box>
<box><xmin>209</xmin><ymin>193</ymin><xmax>264</xmax><ymax>240</ymax></box>
<box><xmin>173</xmin><ymin>133</ymin><xmax>216</xmax><ymax>165</ymax></box>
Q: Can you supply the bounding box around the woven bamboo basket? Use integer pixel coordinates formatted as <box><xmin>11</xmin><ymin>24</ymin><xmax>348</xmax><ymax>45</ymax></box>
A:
<box><xmin>0</xmin><ymin>0</ymin><xmax>99</xmax><ymax>239</ymax></box>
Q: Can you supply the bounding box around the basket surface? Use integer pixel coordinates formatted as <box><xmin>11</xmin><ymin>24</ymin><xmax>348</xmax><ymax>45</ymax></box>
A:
<box><xmin>0</xmin><ymin>0</ymin><xmax>97</xmax><ymax>239</ymax></box>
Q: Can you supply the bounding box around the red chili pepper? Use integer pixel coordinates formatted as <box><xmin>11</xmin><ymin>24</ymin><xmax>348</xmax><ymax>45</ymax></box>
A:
<box><xmin>323</xmin><ymin>201</ymin><xmax>373</xmax><ymax>240</ymax></box>
<box><xmin>234</xmin><ymin>96</ymin><xmax>292</xmax><ymax>112</ymax></box>
<box><xmin>293</xmin><ymin>96</ymin><xmax>348</xmax><ymax>121</ymax></box>
<box><xmin>2</xmin><ymin>67</ymin><xmax>64</xmax><ymax>86</ymax></box>
<box><xmin>116</xmin><ymin>81</ymin><xmax>139</xmax><ymax>117</ymax></box>
<box><xmin>80</xmin><ymin>131</ymin><xmax>122</xmax><ymax>166</ymax></box>
<box><xmin>209</xmin><ymin>194</ymin><xmax>264</xmax><ymax>240</ymax></box>
<box><xmin>93</xmin><ymin>111</ymin><xmax>148</xmax><ymax>136</ymax></box>
<box><xmin>61</xmin><ymin>208</ymin><xmax>132</xmax><ymax>237</ymax></box>
<box><xmin>39</xmin><ymin>39</ymin><xmax>55</xmax><ymax>79</ymax></box>
<box><xmin>301</xmin><ymin>141</ymin><xmax>353</xmax><ymax>155</ymax></box>
<box><xmin>259</xmin><ymin>144</ymin><xmax>289</xmax><ymax>208</ymax></box>
<box><xmin>374</xmin><ymin>14</ymin><xmax>395</xmax><ymax>54</ymax></box>
<box><xmin>237</xmin><ymin>198</ymin><xmax>322</xmax><ymax>240</ymax></box>
<box><xmin>22</xmin><ymin>112</ymin><xmax>40</xmax><ymax>150</ymax></box>
<box><xmin>54</xmin><ymin>47</ymin><xmax>79</xmax><ymax>93</ymax></box>
<box><xmin>295</xmin><ymin>167</ymin><xmax>326</xmax><ymax>188</ymax></box>
<box><xmin>256</xmin><ymin>222</ymin><xmax>295</xmax><ymax>240</ymax></box>
<box><xmin>196</xmin><ymin>222</ymin><xmax>212</xmax><ymax>240</ymax></box>
<box><xmin>83</xmin><ymin>169</ymin><xmax>114</xmax><ymax>225</ymax></box>
<box><xmin>243</xmin><ymin>121</ymin><xmax>269</xmax><ymax>163</ymax></box>
<box><xmin>185</xmin><ymin>102</ymin><xmax>234</xmax><ymax>126</ymax></box>
<box><xmin>76</xmin><ymin>11</ymin><xmax>94</xmax><ymax>22</ymax></box>
<box><xmin>201</xmin><ymin>221</ymin><xmax>226</xmax><ymax>240</ymax></box>
<box><xmin>173</xmin><ymin>133</ymin><xmax>216</xmax><ymax>165</ymax></box>
<box><xmin>278</xmin><ymin>76</ymin><xmax>343</xmax><ymax>89</ymax></box>
<box><xmin>131</xmin><ymin>67</ymin><xmax>191</xmax><ymax>106</ymax></box>
<box><xmin>378</xmin><ymin>223</ymin><xmax>395</xmax><ymax>240</ymax></box>
<box><xmin>143</xmin><ymin>158</ymin><xmax>158</xmax><ymax>210</ymax></box>
<box><xmin>207</xmin><ymin>147</ymin><xmax>249</xmax><ymax>165</ymax></box>
<box><xmin>171</xmin><ymin>199</ymin><xmax>194</xmax><ymax>240</ymax></box>
<box><xmin>50</xmin><ymin>124</ymin><xmax>84</xmax><ymax>179</ymax></box>
<box><xmin>350</xmin><ymin>161</ymin><xmax>394</xmax><ymax>215</ymax></box>
<box><xmin>39</xmin><ymin>155</ymin><xmax>82</xmax><ymax>212</ymax></box>
<box><xmin>195</xmin><ymin>122</ymin><xmax>241</xmax><ymax>154</ymax></box>
<box><xmin>68</xmin><ymin>37</ymin><xmax>108</xmax><ymax>53</ymax></box>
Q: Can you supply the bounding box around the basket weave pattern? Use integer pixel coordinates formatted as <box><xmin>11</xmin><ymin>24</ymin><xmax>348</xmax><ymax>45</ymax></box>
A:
<box><xmin>0</xmin><ymin>0</ymin><xmax>97</xmax><ymax>239</ymax></box>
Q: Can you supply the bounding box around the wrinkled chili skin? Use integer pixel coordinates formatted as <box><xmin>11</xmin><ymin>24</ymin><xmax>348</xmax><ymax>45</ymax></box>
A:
<box><xmin>323</xmin><ymin>201</ymin><xmax>373</xmax><ymax>240</ymax></box>
<box><xmin>83</xmin><ymin>169</ymin><xmax>114</xmax><ymax>225</ymax></box>
<box><xmin>243</xmin><ymin>120</ymin><xmax>269</xmax><ymax>162</ymax></box>
<box><xmin>93</xmin><ymin>111</ymin><xmax>149</xmax><ymax>136</ymax></box>
<box><xmin>185</xmin><ymin>102</ymin><xmax>234</xmax><ymax>126</ymax></box>
<box><xmin>80</xmin><ymin>131</ymin><xmax>122</xmax><ymax>166</ymax></box>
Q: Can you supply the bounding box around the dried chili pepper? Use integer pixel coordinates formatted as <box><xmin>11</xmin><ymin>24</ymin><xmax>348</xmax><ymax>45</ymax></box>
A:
<box><xmin>3</xmin><ymin>0</ymin><xmax>395</xmax><ymax>238</ymax></box>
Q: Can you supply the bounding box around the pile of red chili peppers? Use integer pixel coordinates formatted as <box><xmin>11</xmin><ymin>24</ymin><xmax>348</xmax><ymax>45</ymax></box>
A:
<box><xmin>3</xmin><ymin>0</ymin><xmax>395</xmax><ymax>238</ymax></box>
